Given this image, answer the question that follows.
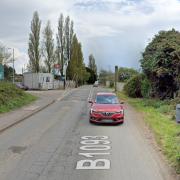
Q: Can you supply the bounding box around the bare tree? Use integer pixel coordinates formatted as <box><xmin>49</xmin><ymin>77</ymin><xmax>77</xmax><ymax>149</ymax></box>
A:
<box><xmin>42</xmin><ymin>21</ymin><xmax>55</xmax><ymax>73</ymax></box>
<box><xmin>28</xmin><ymin>11</ymin><xmax>41</xmax><ymax>73</ymax></box>
<box><xmin>0</xmin><ymin>44</ymin><xmax>10</xmax><ymax>64</ymax></box>
<box><xmin>56</xmin><ymin>13</ymin><xmax>65</xmax><ymax>75</ymax></box>
<box><xmin>88</xmin><ymin>54</ymin><xmax>97</xmax><ymax>75</ymax></box>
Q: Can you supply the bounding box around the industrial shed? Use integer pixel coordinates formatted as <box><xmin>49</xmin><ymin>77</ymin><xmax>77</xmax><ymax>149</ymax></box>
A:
<box><xmin>23</xmin><ymin>73</ymin><xmax>54</xmax><ymax>90</ymax></box>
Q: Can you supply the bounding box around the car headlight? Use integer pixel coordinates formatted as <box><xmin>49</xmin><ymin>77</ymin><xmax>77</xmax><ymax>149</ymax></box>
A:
<box><xmin>116</xmin><ymin>110</ymin><xmax>124</xmax><ymax>114</ymax></box>
<box><xmin>90</xmin><ymin>109</ymin><xmax>98</xmax><ymax>114</ymax></box>
<box><xmin>90</xmin><ymin>109</ymin><xmax>94</xmax><ymax>114</ymax></box>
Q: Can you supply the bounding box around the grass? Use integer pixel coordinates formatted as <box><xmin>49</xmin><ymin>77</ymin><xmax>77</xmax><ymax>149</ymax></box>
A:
<box><xmin>118</xmin><ymin>91</ymin><xmax>180</xmax><ymax>174</ymax></box>
<box><xmin>0</xmin><ymin>82</ymin><xmax>37</xmax><ymax>113</ymax></box>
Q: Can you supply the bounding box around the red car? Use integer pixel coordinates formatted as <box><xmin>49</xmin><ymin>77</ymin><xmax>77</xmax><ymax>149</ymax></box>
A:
<box><xmin>89</xmin><ymin>92</ymin><xmax>124</xmax><ymax>125</ymax></box>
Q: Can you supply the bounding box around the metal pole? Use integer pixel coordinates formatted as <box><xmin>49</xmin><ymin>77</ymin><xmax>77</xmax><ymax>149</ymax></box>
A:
<box><xmin>12</xmin><ymin>48</ymin><xmax>15</xmax><ymax>84</ymax></box>
<box><xmin>115</xmin><ymin>66</ymin><xmax>118</xmax><ymax>92</ymax></box>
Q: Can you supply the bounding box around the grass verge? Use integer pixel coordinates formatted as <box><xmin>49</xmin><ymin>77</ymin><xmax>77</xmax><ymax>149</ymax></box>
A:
<box><xmin>118</xmin><ymin>91</ymin><xmax>180</xmax><ymax>174</ymax></box>
<box><xmin>0</xmin><ymin>82</ymin><xmax>37</xmax><ymax>113</ymax></box>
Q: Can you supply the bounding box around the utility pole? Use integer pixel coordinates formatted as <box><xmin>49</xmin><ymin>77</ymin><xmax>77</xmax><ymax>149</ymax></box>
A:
<box><xmin>115</xmin><ymin>65</ymin><xmax>118</xmax><ymax>92</ymax></box>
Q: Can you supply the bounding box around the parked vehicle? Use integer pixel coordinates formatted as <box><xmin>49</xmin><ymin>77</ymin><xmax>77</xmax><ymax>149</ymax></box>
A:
<box><xmin>89</xmin><ymin>92</ymin><xmax>124</xmax><ymax>125</ymax></box>
<box><xmin>93</xmin><ymin>81</ymin><xmax>99</xmax><ymax>87</ymax></box>
<box><xmin>15</xmin><ymin>82</ymin><xmax>29</xmax><ymax>90</ymax></box>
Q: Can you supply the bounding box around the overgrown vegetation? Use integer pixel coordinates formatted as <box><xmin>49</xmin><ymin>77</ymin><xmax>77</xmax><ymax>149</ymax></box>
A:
<box><xmin>118</xmin><ymin>67</ymin><xmax>139</xmax><ymax>82</ymax></box>
<box><xmin>0</xmin><ymin>82</ymin><xmax>36</xmax><ymax>113</ymax></box>
<box><xmin>141</xmin><ymin>29</ymin><xmax>180</xmax><ymax>99</ymax></box>
<box><xmin>118</xmin><ymin>92</ymin><xmax>180</xmax><ymax>174</ymax></box>
<box><xmin>124</xmin><ymin>74</ymin><xmax>151</xmax><ymax>98</ymax></box>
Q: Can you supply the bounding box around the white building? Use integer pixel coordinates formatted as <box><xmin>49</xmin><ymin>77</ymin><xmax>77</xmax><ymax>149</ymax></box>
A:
<box><xmin>23</xmin><ymin>73</ymin><xmax>54</xmax><ymax>90</ymax></box>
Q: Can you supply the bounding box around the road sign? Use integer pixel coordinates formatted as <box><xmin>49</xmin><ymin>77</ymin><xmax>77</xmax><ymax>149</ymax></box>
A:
<box><xmin>53</xmin><ymin>64</ymin><xmax>61</xmax><ymax>76</ymax></box>
<box><xmin>0</xmin><ymin>64</ymin><xmax>4</xmax><ymax>80</ymax></box>
<box><xmin>54</xmin><ymin>64</ymin><xmax>61</xmax><ymax>69</ymax></box>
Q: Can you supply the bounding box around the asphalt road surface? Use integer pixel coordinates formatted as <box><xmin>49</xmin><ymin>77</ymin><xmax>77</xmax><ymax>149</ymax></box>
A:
<box><xmin>0</xmin><ymin>86</ymin><xmax>176</xmax><ymax>180</ymax></box>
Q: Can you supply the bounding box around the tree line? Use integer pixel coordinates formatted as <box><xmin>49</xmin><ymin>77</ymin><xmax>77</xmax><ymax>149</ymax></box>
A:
<box><xmin>28</xmin><ymin>11</ymin><xmax>97</xmax><ymax>86</ymax></box>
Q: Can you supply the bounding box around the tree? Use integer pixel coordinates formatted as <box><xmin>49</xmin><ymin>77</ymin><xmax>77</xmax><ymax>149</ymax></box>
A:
<box><xmin>85</xmin><ymin>67</ymin><xmax>96</xmax><ymax>84</ymax></box>
<box><xmin>64</xmin><ymin>16</ymin><xmax>70</xmax><ymax>62</ymax></box>
<box><xmin>56</xmin><ymin>14</ymin><xmax>74</xmax><ymax>78</ymax></box>
<box><xmin>68</xmin><ymin>34</ymin><xmax>87</xmax><ymax>86</ymax></box>
<box><xmin>4</xmin><ymin>65</ymin><xmax>14</xmax><ymax>80</ymax></box>
<box><xmin>88</xmin><ymin>54</ymin><xmax>97</xmax><ymax>75</ymax></box>
<box><xmin>118</xmin><ymin>67</ymin><xmax>138</xmax><ymax>82</ymax></box>
<box><xmin>28</xmin><ymin>11</ymin><xmax>41</xmax><ymax>73</ymax></box>
<box><xmin>56</xmin><ymin>13</ymin><xmax>65</xmax><ymax>76</ymax></box>
<box><xmin>66</xmin><ymin>20</ymin><xmax>74</xmax><ymax>79</ymax></box>
<box><xmin>42</xmin><ymin>21</ymin><xmax>55</xmax><ymax>73</ymax></box>
<box><xmin>99</xmin><ymin>69</ymin><xmax>114</xmax><ymax>85</ymax></box>
<box><xmin>69</xmin><ymin>21</ymin><xmax>74</xmax><ymax>60</ymax></box>
<box><xmin>141</xmin><ymin>29</ymin><xmax>180</xmax><ymax>99</ymax></box>
<box><xmin>0</xmin><ymin>44</ymin><xmax>11</xmax><ymax>65</ymax></box>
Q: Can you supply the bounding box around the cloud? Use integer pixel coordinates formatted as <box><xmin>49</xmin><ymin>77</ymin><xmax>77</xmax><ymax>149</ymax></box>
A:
<box><xmin>0</xmin><ymin>0</ymin><xmax>180</xmax><ymax>73</ymax></box>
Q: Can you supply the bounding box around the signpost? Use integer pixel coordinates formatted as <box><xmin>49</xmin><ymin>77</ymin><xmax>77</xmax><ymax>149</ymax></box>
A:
<box><xmin>52</xmin><ymin>64</ymin><xmax>61</xmax><ymax>76</ymax></box>
<box><xmin>0</xmin><ymin>64</ymin><xmax>4</xmax><ymax>80</ymax></box>
<box><xmin>115</xmin><ymin>66</ymin><xmax>118</xmax><ymax>92</ymax></box>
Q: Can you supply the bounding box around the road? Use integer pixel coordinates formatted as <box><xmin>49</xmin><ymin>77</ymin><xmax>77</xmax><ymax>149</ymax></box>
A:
<box><xmin>0</xmin><ymin>85</ymin><xmax>176</xmax><ymax>180</ymax></box>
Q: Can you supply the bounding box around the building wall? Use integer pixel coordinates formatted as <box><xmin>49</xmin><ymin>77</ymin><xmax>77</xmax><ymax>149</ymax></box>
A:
<box><xmin>23</xmin><ymin>73</ymin><xmax>76</xmax><ymax>90</ymax></box>
<box><xmin>117</xmin><ymin>82</ymin><xmax>125</xmax><ymax>92</ymax></box>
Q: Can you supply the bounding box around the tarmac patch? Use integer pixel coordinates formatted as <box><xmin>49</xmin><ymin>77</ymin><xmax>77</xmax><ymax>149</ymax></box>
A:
<box><xmin>8</xmin><ymin>146</ymin><xmax>27</xmax><ymax>154</ymax></box>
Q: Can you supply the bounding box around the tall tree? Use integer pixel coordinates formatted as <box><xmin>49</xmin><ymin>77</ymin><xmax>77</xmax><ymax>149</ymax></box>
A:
<box><xmin>141</xmin><ymin>29</ymin><xmax>180</xmax><ymax>99</ymax></box>
<box><xmin>88</xmin><ymin>54</ymin><xmax>97</xmax><ymax>75</ymax></box>
<box><xmin>28</xmin><ymin>11</ymin><xmax>41</xmax><ymax>73</ymax></box>
<box><xmin>69</xmin><ymin>21</ymin><xmax>74</xmax><ymax>60</ymax></box>
<box><xmin>66</xmin><ymin>20</ymin><xmax>74</xmax><ymax>79</ymax></box>
<box><xmin>56</xmin><ymin>13</ymin><xmax>65</xmax><ymax>75</ymax></box>
<box><xmin>68</xmin><ymin>34</ymin><xmax>87</xmax><ymax>86</ymax></box>
<box><xmin>64</xmin><ymin>16</ymin><xmax>70</xmax><ymax>62</ymax></box>
<box><xmin>42</xmin><ymin>21</ymin><xmax>55</xmax><ymax>73</ymax></box>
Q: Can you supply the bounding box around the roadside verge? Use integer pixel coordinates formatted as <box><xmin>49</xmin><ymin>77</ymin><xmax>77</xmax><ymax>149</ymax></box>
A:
<box><xmin>118</xmin><ymin>91</ymin><xmax>180</xmax><ymax>175</ymax></box>
<box><xmin>0</xmin><ymin>89</ymin><xmax>72</xmax><ymax>134</ymax></box>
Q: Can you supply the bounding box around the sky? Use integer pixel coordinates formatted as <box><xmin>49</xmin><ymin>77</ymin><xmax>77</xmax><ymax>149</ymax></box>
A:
<box><xmin>0</xmin><ymin>0</ymin><xmax>180</xmax><ymax>73</ymax></box>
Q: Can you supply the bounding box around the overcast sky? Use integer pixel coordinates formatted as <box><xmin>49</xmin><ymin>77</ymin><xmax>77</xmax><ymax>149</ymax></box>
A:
<box><xmin>0</xmin><ymin>0</ymin><xmax>180</xmax><ymax>73</ymax></box>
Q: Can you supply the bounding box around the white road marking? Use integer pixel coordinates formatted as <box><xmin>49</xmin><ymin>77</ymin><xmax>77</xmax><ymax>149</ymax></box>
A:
<box><xmin>81</xmin><ymin>136</ymin><xmax>108</xmax><ymax>140</ymax></box>
<box><xmin>76</xmin><ymin>136</ymin><xmax>111</xmax><ymax>170</ymax></box>
<box><xmin>80</xmin><ymin>140</ymin><xmax>110</xmax><ymax>145</ymax></box>
<box><xmin>76</xmin><ymin>159</ymin><xmax>110</xmax><ymax>170</ymax></box>
<box><xmin>79</xmin><ymin>152</ymin><xmax>110</xmax><ymax>158</ymax></box>
<box><xmin>80</xmin><ymin>145</ymin><xmax>111</xmax><ymax>151</ymax></box>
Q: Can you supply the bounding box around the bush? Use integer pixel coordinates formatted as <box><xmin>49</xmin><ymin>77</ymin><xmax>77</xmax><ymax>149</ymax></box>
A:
<box><xmin>141</xmin><ymin>75</ymin><xmax>151</xmax><ymax>98</ymax></box>
<box><xmin>124</xmin><ymin>74</ymin><xmax>152</xmax><ymax>98</ymax></box>
<box><xmin>0</xmin><ymin>82</ymin><xmax>36</xmax><ymax>113</ymax></box>
<box><xmin>141</xmin><ymin>29</ymin><xmax>180</xmax><ymax>99</ymax></box>
<box><xmin>124</xmin><ymin>75</ymin><xmax>142</xmax><ymax>98</ymax></box>
<box><xmin>109</xmin><ymin>81</ymin><xmax>114</xmax><ymax>88</ymax></box>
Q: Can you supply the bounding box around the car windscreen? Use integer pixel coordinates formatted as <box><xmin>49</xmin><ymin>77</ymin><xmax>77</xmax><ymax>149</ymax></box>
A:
<box><xmin>96</xmin><ymin>95</ymin><xmax>119</xmax><ymax>104</ymax></box>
